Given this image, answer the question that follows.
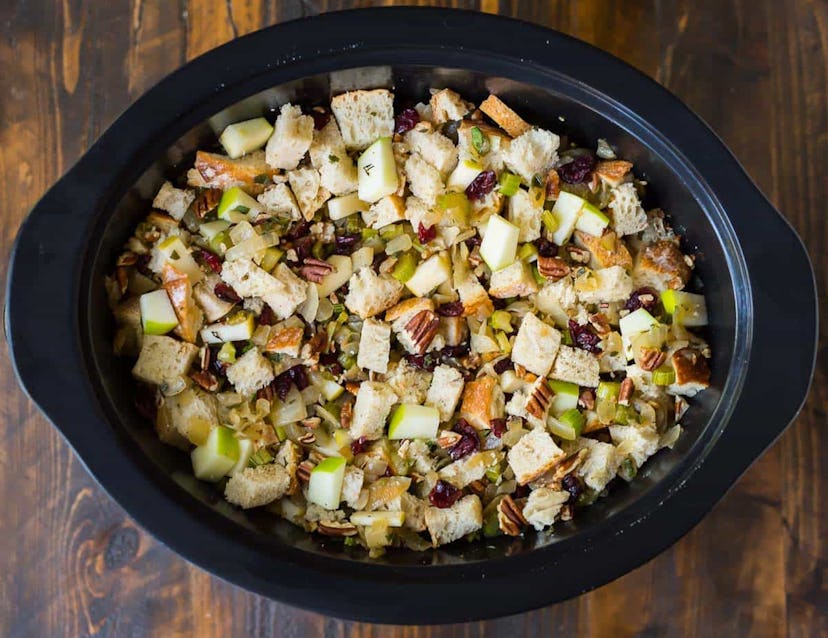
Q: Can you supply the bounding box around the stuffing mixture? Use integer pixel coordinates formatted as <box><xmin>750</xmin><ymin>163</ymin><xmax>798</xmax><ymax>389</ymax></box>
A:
<box><xmin>108</xmin><ymin>87</ymin><xmax>711</xmax><ymax>555</ymax></box>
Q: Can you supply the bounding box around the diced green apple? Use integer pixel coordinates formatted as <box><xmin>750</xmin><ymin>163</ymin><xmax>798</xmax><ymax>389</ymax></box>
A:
<box><xmin>200</xmin><ymin>313</ymin><xmax>255</xmax><ymax>344</ymax></box>
<box><xmin>228</xmin><ymin>439</ymin><xmax>254</xmax><ymax>476</ymax></box>
<box><xmin>219</xmin><ymin>117</ymin><xmax>274</xmax><ymax>159</ymax></box>
<box><xmin>446</xmin><ymin>158</ymin><xmax>483</xmax><ymax>191</ymax></box>
<box><xmin>218</xmin><ymin>186</ymin><xmax>263</xmax><ymax>222</ymax></box>
<box><xmin>547</xmin><ymin>416</ymin><xmax>578</xmax><ymax>441</ymax></box>
<box><xmin>548</xmin><ymin>379</ymin><xmax>580</xmax><ymax>415</ymax></box>
<box><xmin>661</xmin><ymin>290</ymin><xmax>708</xmax><ymax>327</ymax></box>
<box><xmin>574</xmin><ymin>201</ymin><xmax>610</xmax><ymax>236</ymax></box>
<box><xmin>405</xmin><ymin>252</ymin><xmax>451</xmax><ymax>297</ymax></box>
<box><xmin>320</xmin><ymin>378</ymin><xmax>344</xmax><ymax>401</ymax></box>
<box><xmin>157</xmin><ymin>236</ymin><xmax>204</xmax><ymax>283</ymax></box>
<box><xmin>316</xmin><ymin>254</ymin><xmax>353</xmax><ymax>298</ymax></box>
<box><xmin>619</xmin><ymin>307</ymin><xmax>659</xmax><ymax>338</ymax></box>
<box><xmin>307</xmin><ymin>456</ymin><xmax>346</xmax><ymax>509</ymax></box>
<box><xmin>198</xmin><ymin>220</ymin><xmax>231</xmax><ymax>242</ymax></box>
<box><xmin>140</xmin><ymin>289</ymin><xmax>179</xmax><ymax>335</ymax></box>
<box><xmin>191</xmin><ymin>426</ymin><xmax>241</xmax><ymax>482</ymax></box>
<box><xmin>480</xmin><ymin>215</ymin><xmax>520</xmax><ymax>271</ymax></box>
<box><xmin>350</xmin><ymin>510</ymin><xmax>405</xmax><ymax>527</ymax></box>
<box><xmin>387</xmin><ymin>404</ymin><xmax>439</xmax><ymax>440</ymax></box>
<box><xmin>358</xmin><ymin>137</ymin><xmax>398</xmax><ymax>203</ymax></box>
<box><xmin>549</xmin><ymin>191</ymin><xmax>583</xmax><ymax>245</ymax></box>
<box><xmin>328</xmin><ymin>193</ymin><xmax>369</xmax><ymax>220</ymax></box>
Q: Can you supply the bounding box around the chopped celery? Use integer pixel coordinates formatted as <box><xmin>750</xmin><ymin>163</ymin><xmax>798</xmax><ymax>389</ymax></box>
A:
<box><xmin>614</xmin><ymin>404</ymin><xmax>637</xmax><ymax>425</ymax></box>
<box><xmin>260</xmin><ymin>247</ymin><xmax>283</xmax><ymax>272</ymax></box>
<box><xmin>361</xmin><ymin>227</ymin><xmax>378</xmax><ymax>240</ymax></box>
<box><xmin>485</xmin><ymin>464</ymin><xmax>502</xmax><ymax>484</ymax></box>
<box><xmin>470</xmin><ymin>126</ymin><xmax>490</xmax><ymax>155</ymax></box>
<box><xmin>495</xmin><ymin>331</ymin><xmax>511</xmax><ymax>353</ymax></box>
<box><xmin>618</xmin><ymin>457</ymin><xmax>638</xmax><ymax>482</ymax></box>
<box><xmin>549</xmin><ymin>380</ymin><xmax>580</xmax><ymax>414</ymax></box>
<box><xmin>331</xmin><ymin>303</ymin><xmax>345</xmax><ymax>315</ymax></box>
<box><xmin>562</xmin><ymin>328</ymin><xmax>574</xmax><ymax>345</ymax></box>
<box><xmin>652</xmin><ymin>365</ymin><xmax>676</xmax><ymax>386</ymax></box>
<box><xmin>209</xmin><ymin>230</ymin><xmax>232</xmax><ymax>254</ymax></box>
<box><xmin>391</xmin><ymin>251</ymin><xmax>418</xmax><ymax>283</ymax></box>
<box><xmin>436</xmin><ymin>191</ymin><xmax>470</xmax><ymax>226</ymax></box>
<box><xmin>498</xmin><ymin>172</ymin><xmax>521</xmax><ymax>196</ymax></box>
<box><xmin>248</xmin><ymin>448</ymin><xmax>274</xmax><ymax>467</ymax></box>
<box><xmin>531</xmin><ymin>264</ymin><xmax>546</xmax><ymax>286</ymax></box>
<box><xmin>547</xmin><ymin>417</ymin><xmax>578</xmax><ymax>441</ymax></box>
<box><xmin>217</xmin><ymin>342</ymin><xmax>237</xmax><ymax>364</ymax></box>
<box><xmin>311</xmin><ymin>240</ymin><xmax>328</xmax><ymax>260</ymax></box>
<box><xmin>559</xmin><ymin>408</ymin><xmax>585</xmax><ymax>436</ymax></box>
<box><xmin>596</xmin><ymin>381</ymin><xmax>621</xmax><ymax>401</ymax></box>
<box><xmin>541</xmin><ymin>209</ymin><xmax>559</xmax><ymax>233</ymax></box>
<box><xmin>337</xmin><ymin>352</ymin><xmax>356</xmax><ymax>370</ymax></box>
<box><xmin>379</xmin><ymin>223</ymin><xmax>405</xmax><ymax>241</ymax></box>
<box><xmin>345</xmin><ymin>214</ymin><xmax>363</xmax><ymax>234</ymax></box>
<box><xmin>343</xmin><ymin>536</ymin><xmax>360</xmax><ymax>547</ymax></box>
<box><xmin>490</xmin><ymin>310</ymin><xmax>513</xmax><ymax>333</ymax></box>
<box><xmin>275</xmin><ymin>425</ymin><xmax>288</xmax><ymax>442</ymax></box>
<box><xmin>517</xmin><ymin>243</ymin><xmax>538</xmax><ymax>262</ymax></box>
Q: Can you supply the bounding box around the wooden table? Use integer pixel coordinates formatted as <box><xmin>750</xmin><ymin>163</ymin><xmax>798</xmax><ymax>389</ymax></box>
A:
<box><xmin>1</xmin><ymin>1</ymin><xmax>824</xmax><ymax>636</ymax></box>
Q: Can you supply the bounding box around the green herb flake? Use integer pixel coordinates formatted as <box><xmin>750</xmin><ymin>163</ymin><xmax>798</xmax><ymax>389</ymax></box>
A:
<box><xmin>328</xmin><ymin>154</ymin><xmax>340</xmax><ymax>163</ymax></box>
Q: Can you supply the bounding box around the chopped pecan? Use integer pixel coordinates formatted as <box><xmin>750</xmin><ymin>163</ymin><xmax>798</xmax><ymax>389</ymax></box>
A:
<box><xmin>296</xmin><ymin>459</ymin><xmax>315</xmax><ymax>483</ymax></box>
<box><xmin>339</xmin><ymin>400</ymin><xmax>353</xmax><ymax>429</ymax></box>
<box><xmin>297</xmin><ymin>431</ymin><xmax>317</xmax><ymax>446</ymax></box>
<box><xmin>639</xmin><ymin>347</ymin><xmax>667</xmax><ymax>372</ymax></box>
<box><xmin>497</xmin><ymin>495</ymin><xmax>528</xmax><ymax>537</ymax></box>
<box><xmin>618</xmin><ymin>378</ymin><xmax>634</xmax><ymax>406</ymax></box>
<box><xmin>302</xmin><ymin>331</ymin><xmax>329</xmax><ymax>363</ymax></box>
<box><xmin>566</xmin><ymin>245</ymin><xmax>591</xmax><ymax>264</ymax></box>
<box><xmin>199</xmin><ymin>346</ymin><xmax>211</xmax><ymax>371</ymax></box>
<box><xmin>299</xmin><ymin>258</ymin><xmax>334</xmax><ymax>283</ymax></box>
<box><xmin>437</xmin><ymin>430</ymin><xmax>462</xmax><ymax>449</ymax></box>
<box><xmin>404</xmin><ymin>309</ymin><xmax>440</xmax><ymax>354</ymax></box>
<box><xmin>302</xmin><ymin>417</ymin><xmax>321</xmax><ymax>430</ymax></box>
<box><xmin>191</xmin><ymin>370</ymin><xmax>220</xmax><ymax>392</ymax></box>
<box><xmin>588</xmin><ymin>312</ymin><xmax>611</xmax><ymax>336</ymax></box>
<box><xmin>537</xmin><ymin>255</ymin><xmax>570</xmax><ymax>280</ymax></box>
<box><xmin>467</xmin><ymin>479</ymin><xmax>487</xmax><ymax>497</ymax></box>
<box><xmin>578</xmin><ymin>388</ymin><xmax>596</xmax><ymax>411</ymax></box>
<box><xmin>318</xmin><ymin>521</ymin><xmax>358</xmax><ymax>537</ymax></box>
<box><xmin>526</xmin><ymin>381</ymin><xmax>553</xmax><ymax>419</ymax></box>
<box><xmin>116</xmin><ymin>251</ymin><xmax>138</xmax><ymax>267</ymax></box>
<box><xmin>545</xmin><ymin>169</ymin><xmax>561</xmax><ymax>200</ymax></box>
<box><xmin>191</xmin><ymin>188</ymin><xmax>223</xmax><ymax>219</ymax></box>
<box><xmin>345</xmin><ymin>381</ymin><xmax>361</xmax><ymax>395</ymax></box>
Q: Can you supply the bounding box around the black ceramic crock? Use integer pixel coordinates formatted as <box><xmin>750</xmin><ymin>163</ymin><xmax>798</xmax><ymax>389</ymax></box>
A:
<box><xmin>5</xmin><ymin>8</ymin><xmax>817</xmax><ymax>624</ymax></box>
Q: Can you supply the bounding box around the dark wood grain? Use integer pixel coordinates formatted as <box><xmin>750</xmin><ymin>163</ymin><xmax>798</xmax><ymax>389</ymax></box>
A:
<box><xmin>0</xmin><ymin>1</ymin><xmax>824</xmax><ymax>636</ymax></box>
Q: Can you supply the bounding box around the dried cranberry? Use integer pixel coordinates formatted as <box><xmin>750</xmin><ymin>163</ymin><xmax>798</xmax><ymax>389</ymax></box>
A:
<box><xmin>136</xmin><ymin>254</ymin><xmax>153</xmax><ymax>277</ymax></box>
<box><xmin>271</xmin><ymin>371</ymin><xmax>294</xmax><ymax>401</ymax></box>
<box><xmin>558</xmin><ymin>154</ymin><xmax>596</xmax><ymax>184</ymax></box>
<box><xmin>535</xmin><ymin>238</ymin><xmax>558</xmax><ymax>258</ymax></box>
<box><xmin>259</xmin><ymin>305</ymin><xmax>277</xmax><ymax>326</ymax></box>
<box><xmin>405</xmin><ymin>353</ymin><xmax>437</xmax><ymax>371</ymax></box>
<box><xmin>319</xmin><ymin>353</ymin><xmax>343</xmax><ymax>376</ymax></box>
<box><xmin>439</xmin><ymin>344</ymin><xmax>469</xmax><ymax>360</ymax></box>
<box><xmin>134</xmin><ymin>384</ymin><xmax>158</xmax><ymax>422</ymax></box>
<box><xmin>492</xmin><ymin>297</ymin><xmax>508</xmax><ymax>310</ymax></box>
<box><xmin>448</xmin><ymin>419</ymin><xmax>480</xmax><ymax>460</ymax></box>
<box><xmin>286</xmin><ymin>220</ymin><xmax>312</xmax><ymax>241</ymax></box>
<box><xmin>428</xmin><ymin>480</ymin><xmax>462</xmax><ymax>509</ymax></box>
<box><xmin>562</xmin><ymin>474</ymin><xmax>583</xmax><ymax>502</ymax></box>
<box><xmin>465</xmin><ymin>234</ymin><xmax>482</xmax><ymax>248</ymax></box>
<box><xmin>417</xmin><ymin>223</ymin><xmax>437</xmax><ymax>244</ymax></box>
<box><xmin>351</xmin><ymin>436</ymin><xmax>370</xmax><ymax>455</ymax></box>
<box><xmin>310</xmin><ymin>109</ymin><xmax>331</xmax><ymax>130</ymax></box>
<box><xmin>383</xmin><ymin>466</ymin><xmax>394</xmax><ymax>477</ymax></box>
<box><xmin>490</xmin><ymin>418</ymin><xmax>507</xmax><ymax>438</ymax></box>
<box><xmin>493</xmin><ymin>358</ymin><xmax>513</xmax><ymax>374</ymax></box>
<box><xmin>209</xmin><ymin>349</ymin><xmax>227</xmax><ymax>378</ymax></box>
<box><xmin>513</xmin><ymin>484</ymin><xmax>530</xmax><ymax>499</ymax></box>
<box><xmin>465</xmin><ymin>170</ymin><xmax>497</xmax><ymax>201</ymax></box>
<box><xmin>287</xmin><ymin>365</ymin><xmax>310</xmax><ymax>391</ymax></box>
<box><xmin>624</xmin><ymin>287</ymin><xmax>660</xmax><ymax>314</ymax></box>
<box><xmin>394</xmin><ymin>107</ymin><xmax>419</xmax><ymax>135</ymax></box>
<box><xmin>333</xmin><ymin>233</ymin><xmax>360</xmax><ymax>255</ymax></box>
<box><xmin>214</xmin><ymin>283</ymin><xmax>241</xmax><ymax>303</ymax></box>
<box><xmin>569</xmin><ymin>319</ymin><xmax>602</xmax><ymax>354</ymax></box>
<box><xmin>436</xmin><ymin>301</ymin><xmax>464</xmax><ymax>317</ymax></box>
<box><xmin>292</xmin><ymin>235</ymin><xmax>315</xmax><ymax>262</ymax></box>
<box><xmin>198</xmin><ymin>249</ymin><xmax>223</xmax><ymax>274</ymax></box>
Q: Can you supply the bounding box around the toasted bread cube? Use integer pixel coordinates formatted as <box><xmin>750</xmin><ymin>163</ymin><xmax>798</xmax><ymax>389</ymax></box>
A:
<box><xmin>488</xmin><ymin>259</ymin><xmax>538</xmax><ymax>299</ymax></box>
<box><xmin>609</xmin><ymin>424</ymin><xmax>660</xmax><ymax>468</ymax></box>
<box><xmin>563</xmin><ymin>437</ymin><xmax>621</xmax><ymax>492</ymax></box>
<box><xmin>633</xmin><ymin>240</ymin><xmax>692</xmax><ymax>292</ymax></box>
<box><xmin>225</xmin><ymin>463</ymin><xmax>291</xmax><ymax>509</ymax></box>
<box><xmin>536</xmin><ymin>276</ymin><xmax>579</xmax><ymax>325</ymax></box>
<box><xmin>344</xmin><ymin>267</ymin><xmax>404</xmax><ymax>319</ymax></box>
<box><xmin>152</xmin><ymin>181</ymin><xmax>195</xmax><ymax>221</ymax></box>
<box><xmin>405</xmin><ymin>127</ymin><xmax>458</xmax><ymax>177</ymax></box>
<box><xmin>193</xmin><ymin>273</ymin><xmax>237</xmax><ymax>322</ymax></box>
<box><xmin>404</xmin><ymin>195</ymin><xmax>441</xmax><ymax>231</ymax></box>
<box><xmin>257</xmin><ymin>183</ymin><xmax>302</xmax><ymax>220</ymax></box>
<box><xmin>350</xmin><ymin>381</ymin><xmax>398</xmax><ymax>441</ymax></box>
<box><xmin>576</xmin><ymin>266</ymin><xmax>633</xmax><ymax>304</ymax></box>
<box><xmin>132</xmin><ymin>335</ymin><xmax>199</xmax><ymax>391</ymax></box>
<box><xmin>331</xmin><ymin>89</ymin><xmax>395</xmax><ymax>150</ymax></box>
<box><xmin>455</xmin><ymin>273</ymin><xmax>494</xmax><ymax>319</ymax></box>
<box><xmin>668</xmin><ymin>347</ymin><xmax>711</xmax><ymax>397</ymax></box>
<box><xmin>439</xmin><ymin>450</ymin><xmax>501</xmax><ymax>489</ymax></box>
<box><xmin>507</xmin><ymin>189</ymin><xmax>542</xmax><ymax>242</ymax></box>
<box><xmin>523</xmin><ymin>487</ymin><xmax>569</xmax><ymax>531</ymax></box>
<box><xmin>226</xmin><ymin>347</ymin><xmax>275</xmax><ymax>397</ymax></box>
<box><xmin>608</xmin><ymin>182</ymin><xmax>648</xmax><ymax>236</ymax></box>
<box><xmin>479</xmin><ymin>94</ymin><xmax>531</xmax><ymax>138</ymax></box>
<box><xmin>424</xmin><ymin>495</ymin><xmax>482</xmax><ymax>547</ymax></box>
<box><xmin>309</xmin><ymin>118</ymin><xmax>358</xmax><ymax>195</ymax></box>
<box><xmin>264</xmin><ymin>323</ymin><xmax>304</xmax><ymax>357</ymax></box>
<box><xmin>357</xmin><ymin>318</ymin><xmax>392</xmax><ymax>374</ymax></box>
<box><xmin>507</xmin><ymin>428</ymin><xmax>565</xmax><ymax>485</ymax></box>
<box><xmin>362</xmin><ymin>194</ymin><xmax>406</xmax><ymax>229</ymax></box>
<box><xmin>383</xmin><ymin>359</ymin><xmax>432</xmax><ymax>404</ymax></box>
<box><xmin>194</xmin><ymin>150</ymin><xmax>276</xmax><ymax>194</ymax></box>
<box><xmin>265</xmin><ymin>103</ymin><xmax>314</xmax><ymax>170</ymax></box>
<box><xmin>429</xmin><ymin>88</ymin><xmax>473</xmax><ymax>124</ymax></box>
<box><xmin>221</xmin><ymin>260</ymin><xmax>307</xmax><ymax>320</ymax></box>
<box><xmin>159</xmin><ymin>386</ymin><xmax>219</xmax><ymax>446</ymax></box>
<box><xmin>287</xmin><ymin>167</ymin><xmax>331</xmax><ymax>221</ymax></box>
<box><xmin>503</xmin><ymin>128</ymin><xmax>559</xmax><ymax>182</ymax></box>
<box><xmin>549</xmin><ymin>345</ymin><xmax>600</xmax><ymax>388</ymax></box>
<box><xmin>405</xmin><ymin>152</ymin><xmax>444</xmax><ymax>208</ymax></box>
<box><xmin>459</xmin><ymin>375</ymin><xmax>505</xmax><ymax>430</ymax></box>
<box><xmin>426</xmin><ymin>364</ymin><xmax>465</xmax><ymax>422</ymax></box>
<box><xmin>341</xmin><ymin>466</ymin><xmax>365</xmax><ymax>509</ymax></box>
<box><xmin>511</xmin><ymin>313</ymin><xmax>562</xmax><ymax>377</ymax></box>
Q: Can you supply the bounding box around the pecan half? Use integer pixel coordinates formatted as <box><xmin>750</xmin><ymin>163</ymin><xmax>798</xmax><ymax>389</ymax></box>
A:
<box><xmin>297</xmin><ymin>431</ymin><xmax>317</xmax><ymax>446</ymax></box>
<box><xmin>299</xmin><ymin>258</ymin><xmax>334</xmax><ymax>283</ymax></box>
<box><xmin>618</xmin><ymin>377</ymin><xmax>634</xmax><ymax>406</ymax></box>
<box><xmin>639</xmin><ymin>347</ymin><xmax>667</xmax><ymax>372</ymax></box>
<box><xmin>588</xmin><ymin>312</ymin><xmax>611</xmax><ymax>336</ymax></box>
<box><xmin>437</xmin><ymin>430</ymin><xmax>462</xmax><ymax>449</ymax></box>
<box><xmin>559</xmin><ymin>504</ymin><xmax>574</xmax><ymax>522</ymax></box>
<box><xmin>526</xmin><ymin>381</ymin><xmax>553</xmax><ymax>419</ymax></box>
<box><xmin>498</xmin><ymin>495</ymin><xmax>528</xmax><ymax>537</ymax></box>
<box><xmin>404</xmin><ymin>309</ymin><xmax>440</xmax><ymax>354</ymax></box>
<box><xmin>318</xmin><ymin>520</ymin><xmax>358</xmax><ymax>537</ymax></box>
<box><xmin>566</xmin><ymin>245</ymin><xmax>591</xmax><ymax>264</ymax></box>
<box><xmin>191</xmin><ymin>188</ymin><xmax>223</xmax><ymax>219</ymax></box>
<box><xmin>537</xmin><ymin>255</ymin><xmax>570</xmax><ymax>280</ymax></box>
<box><xmin>339</xmin><ymin>400</ymin><xmax>353</xmax><ymax>429</ymax></box>
<box><xmin>301</xmin><ymin>417</ymin><xmax>321</xmax><ymax>430</ymax></box>
<box><xmin>296</xmin><ymin>460</ymin><xmax>315</xmax><ymax>483</ymax></box>
<box><xmin>578</xmin><ymin>389</ymin><xmax>595</xmax><ymax>411</ymax></box>
<box><xmin>191</xmin><ymin>370</ymin><xmax>219</xmax><ymax>392</ymax></box>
